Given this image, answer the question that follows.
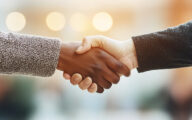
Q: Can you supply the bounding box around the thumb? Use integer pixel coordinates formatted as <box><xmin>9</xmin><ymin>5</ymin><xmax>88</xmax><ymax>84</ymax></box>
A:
<box><xmin>76</xmin><ymin>37</ymin><xmax>94</xmax><ymax>54</ymax></box>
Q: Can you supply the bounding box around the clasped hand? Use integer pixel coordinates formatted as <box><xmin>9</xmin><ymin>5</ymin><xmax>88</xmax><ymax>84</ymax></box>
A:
<box><xmin>57</xmin><ymin>36</ymin><xmax>138</xmax><ymax>93</ymax></box>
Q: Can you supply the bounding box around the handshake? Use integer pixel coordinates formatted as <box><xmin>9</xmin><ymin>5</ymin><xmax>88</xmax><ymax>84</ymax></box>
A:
<box><xmin>57</xmin><ymin>36</ymin><xmax>138</xmax><ymax>93</ymax></box>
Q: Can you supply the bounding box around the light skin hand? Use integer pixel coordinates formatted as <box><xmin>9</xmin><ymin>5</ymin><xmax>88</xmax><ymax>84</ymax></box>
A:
<box><xmin>64</xmin><ymin>35</ymin><xmax>138</xmax><ymax>92</ymax></box>
<box><xmin>76</xmin><ymin>35</ymin><xmax>138</xmax><ymax>69</ymax></box>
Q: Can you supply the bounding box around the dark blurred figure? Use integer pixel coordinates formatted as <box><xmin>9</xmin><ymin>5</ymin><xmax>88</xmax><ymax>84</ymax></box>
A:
<box><xmin>0</xmin><ymin>76</ymin><xmax>35</xmax><ymax>120</ymax></box>
<box><xmin>167</xmin><ymin>68</ymin><xmax>192</xmax><ymax>120</ymax></box>
<box><xmin>167</xmin><ymin>0</ymin><xmax>192</xmax><ymax>119</ymax></box>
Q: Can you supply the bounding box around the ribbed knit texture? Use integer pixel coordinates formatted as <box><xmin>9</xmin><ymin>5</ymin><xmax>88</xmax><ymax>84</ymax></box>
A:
<box><xmin>0</xmin><ymin>32</ymin><xmax>61</xmax><ymax>77</ymax></box>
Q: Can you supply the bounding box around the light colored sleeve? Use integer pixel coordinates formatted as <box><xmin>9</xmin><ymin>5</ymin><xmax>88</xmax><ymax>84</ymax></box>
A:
<box><xmin>0</xmin><ymin>32</ymin><xmax>61</xmax><ymax>77</ymax></box>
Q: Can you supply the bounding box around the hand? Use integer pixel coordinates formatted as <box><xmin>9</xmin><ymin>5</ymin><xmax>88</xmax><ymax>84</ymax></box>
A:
<box><xmin>64</xmin><ymin>36</ymin><xmax>138</xmax><ymax>93</ymax></box>
<box><xmin>57</xmin><ymin>42</ymin><xmax>130</xmax><ymax>93</ymax></box>
<box><xmin>76</xmin><ymin>35</ymin><xmax>138</xmax><ymax>69</ymax></box>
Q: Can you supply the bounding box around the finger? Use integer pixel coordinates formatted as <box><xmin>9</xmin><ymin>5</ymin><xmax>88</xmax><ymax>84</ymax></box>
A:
<box><xmin>71</xmin><ymin>73</ymin><xmax>83</xmax><ymax>85</ymax></box>
<box><xmin>98</xmin><ymin>77</ymin><xmax>112</xmax><ymax>89</ymax></box>
<box><xmin>106</xmin><ymin>58</ymin><xmax>130</xmax><ymax>77</ymax></box>
<box><xmin>76</xmin><ymin>37</ymin><xmax>92</xmax><ymax>54</ymax></box>
<box><xmin>79</xmin><ymin>77</ymin><xmax>92</xmax><ymax>90</ymax></box>
<box><xmin>103</xmin><ymin>68</ymin><xmax>120</xmax><ymax>84</ymax></box>
<box><xmin>88</xmin><ymin>83</ymin><xmax>97</xmax><ymax>93</ymax></box>
<box><xmin>63</xmin><ymin>73</ymin><xmax>71</xmax><ymax>80</ymax></box>
<box><xmin>97</xmin><ymin>85</ymin><xmax>104</xmax><ymax>93</ymax></box>
<box><xmin>93</xmin><ymin>75</ymin><xmax>112</xmax><ymax>89</ymax></box>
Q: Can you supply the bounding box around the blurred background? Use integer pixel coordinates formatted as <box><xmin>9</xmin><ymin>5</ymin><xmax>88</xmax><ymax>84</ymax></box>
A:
<box><xmin>0</xmin><ymin>0</ymin><xmax>192</xmax><ymax>120</ymax></box>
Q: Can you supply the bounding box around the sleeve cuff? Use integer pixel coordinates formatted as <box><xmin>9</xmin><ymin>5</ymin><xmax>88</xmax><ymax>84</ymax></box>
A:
<box><xmin>132</xmin><ymin>34</ymin><xmax>164</xmax><ymax>72</ymax></box>
<box><xmin>0</xmin><ymin>32</ymin><xmax>62</xmax><ymax>77</ymax></box>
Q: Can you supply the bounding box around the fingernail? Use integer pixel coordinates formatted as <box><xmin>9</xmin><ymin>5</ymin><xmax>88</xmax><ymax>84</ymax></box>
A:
<box><xmin>85</xmin><ymin>78</ymin><xmax>91</xmax><ymax>84</ymax></box>
<box><xmin>85</xmin><ymin>80</ymin><xmax>90</xmax><ymax>84</ymax></box>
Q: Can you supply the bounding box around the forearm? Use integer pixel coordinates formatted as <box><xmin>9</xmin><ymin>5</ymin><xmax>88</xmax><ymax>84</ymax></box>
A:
<box><xmin>132</xmin><ymin>21</ymin><xmax>192</xmax><ymax>72</ymax></box>
<box><xmin>0</xmin><ymin>32</ymin><xmax>61</xmax><ymax>77</ymax></box>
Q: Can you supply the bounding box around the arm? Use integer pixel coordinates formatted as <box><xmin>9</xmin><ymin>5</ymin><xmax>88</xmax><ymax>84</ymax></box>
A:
<box><xmin>56</xmin><ymin>42</ymin><xmax>130</xmax><ymax>93</ymax></box>
<box><xmin>0</xmin><ymin>32</ymin><xmax>129</xmax><ymax>93</ymax></box>
<box><xmin>73</xmin><ymin>21</ymin><xmax>192</xmax><ymax>73</ymax></box>
<box><xmin>133</xmin><ymin>21</ymin><xmax>192</xmax><ymax>72</ymax></box>
<box><xmin>64</xmin><ymin>21</ymin><xmax>192</xmax><ymax>93</ymax></box>
<box><xmin>0</xmin><ymin>31</ymin><xmax>61</xmax><ymax>77</ymax></box>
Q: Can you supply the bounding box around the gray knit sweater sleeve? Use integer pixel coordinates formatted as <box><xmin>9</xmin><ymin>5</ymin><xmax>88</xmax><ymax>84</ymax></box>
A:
<box><xmin>0</xmin><ymin>32</ymin><xmax>61</xmax><ymax>77</ymax></box>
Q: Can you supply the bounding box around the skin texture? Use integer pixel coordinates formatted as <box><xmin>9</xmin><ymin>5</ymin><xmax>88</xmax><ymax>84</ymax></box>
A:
<box><xmin>57</xmin><ymin>42</ymin><xmax>130</xmax><ymax>93</ymax></box>
<box><xmin>64</xmin><ymin>73</ymin><xmax>97</xmax><ymax>93</ymax></box>
<box><xmin>64</xmin><ymin>36</ymin><xmax>138</xmax><ymax>93</ymax></box>
<box><xmin>76</xmin><ymin>36</ymin><xmax>138</xmax><ymax>69</ymax></box>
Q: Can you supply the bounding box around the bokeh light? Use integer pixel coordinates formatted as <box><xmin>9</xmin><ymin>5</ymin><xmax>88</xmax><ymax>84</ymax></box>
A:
<box><xmin>92</xmin><ymin>12</ymin><xmax>113</xmax><ymax>32</ymax></box>
<box><xmin>46</xmin><ymin>12</ymin><xmax>65</xmax><ymax>31</ymax></box>
<box><xmin>70</xmin><ymin>13</ymin><xmax>89</xmax><ymax>32</ymax></box>
<box><xmin>6</xmin><ymin>12</ymin><xmax>26</xmax><ymax>32</ymax></box>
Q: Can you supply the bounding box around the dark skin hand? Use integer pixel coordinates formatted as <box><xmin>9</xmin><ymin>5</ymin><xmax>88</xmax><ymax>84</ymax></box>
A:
<box><xmin>57</xmin><ymin>42</ymin><xmax>130</xmax><ymax>93</ymax></box>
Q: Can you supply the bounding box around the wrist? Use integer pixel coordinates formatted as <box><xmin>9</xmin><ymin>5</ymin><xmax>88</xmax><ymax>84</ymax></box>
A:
<box><xmin>57</xmin><ymin>43</ymin><xmax>68</xmax><ymax>71</ymax></box>
<box><xmin>120</xmin><ymin>39</ymin><xmax>138</xmax><ymax>69</ymax></box>
<box><xmin>57</xmin><ymin>42</ymin><xmax>81</xmax><ymax>71</ymax></box>
<box><xmin>128</xmin><ymin>38</ymin><xmax>138</xmax><ymax>69</ymax></box>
